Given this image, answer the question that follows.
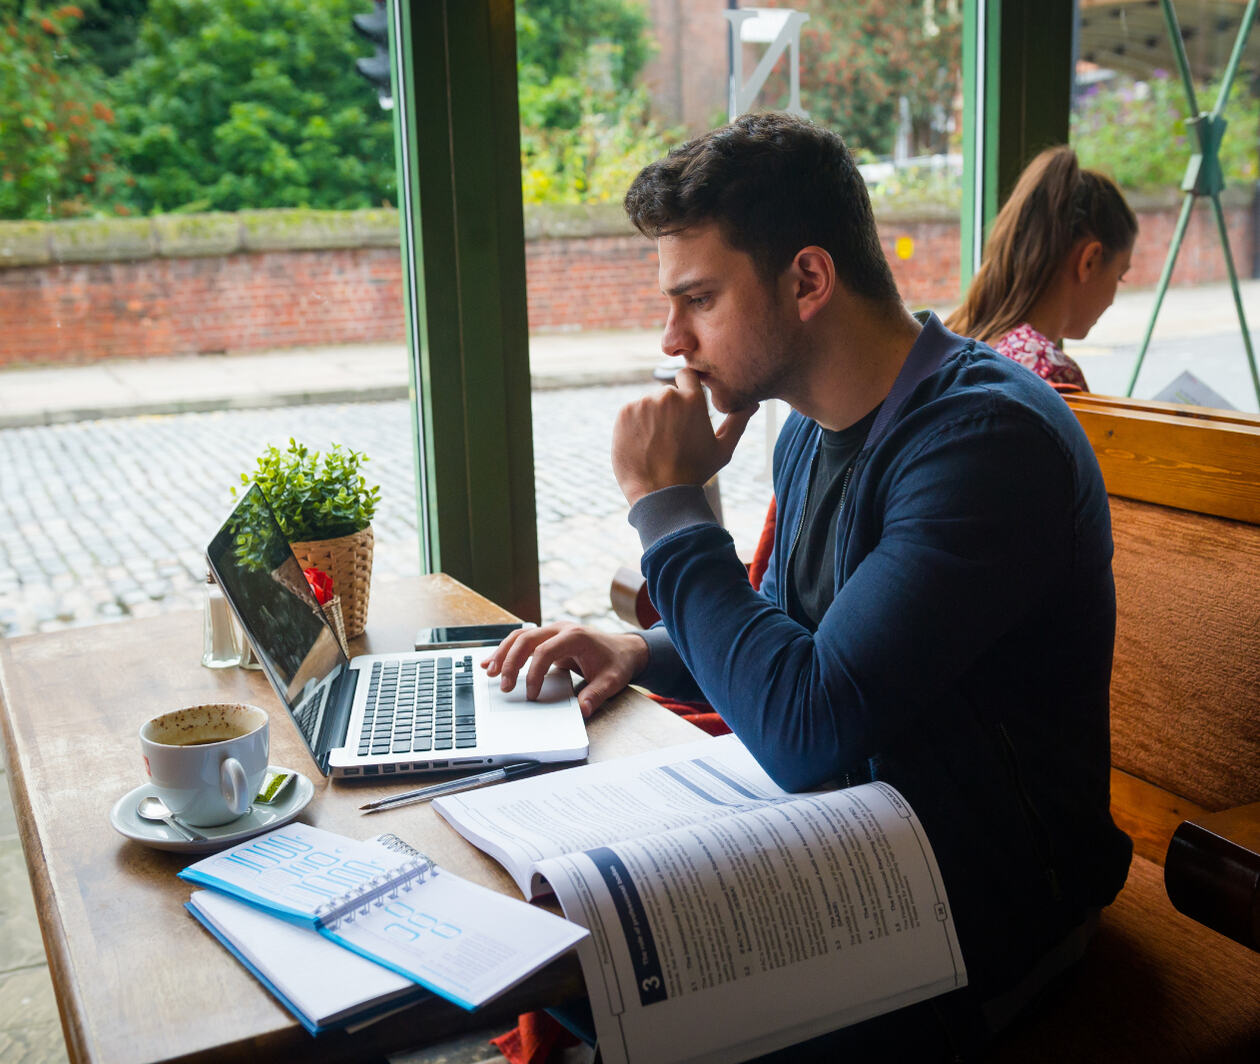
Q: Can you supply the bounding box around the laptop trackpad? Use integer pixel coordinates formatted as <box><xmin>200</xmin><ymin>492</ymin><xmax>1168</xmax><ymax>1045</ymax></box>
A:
<box><xmin>493</xmin><ymin>668</ymin><xmax>574</xmax><ymax>709</ymax></box>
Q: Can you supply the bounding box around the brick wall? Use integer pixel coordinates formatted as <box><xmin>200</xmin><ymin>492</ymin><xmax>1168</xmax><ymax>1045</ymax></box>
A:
<box><xmin>526</xmin><ymin>234</ymin><xmax>663</xmax><ymax>332</ymax></box>
<box><xmin>0</xmin><ymin>197</ymin><xmax>1252</xmax><ymax>367</ymax></box>
<box><xmin>0</xmin><ymin>249</ymin><xmax>403</xmax><ymax>364</ymax></box>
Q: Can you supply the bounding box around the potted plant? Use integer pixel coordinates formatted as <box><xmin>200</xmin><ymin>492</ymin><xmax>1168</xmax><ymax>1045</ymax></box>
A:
<box><xmin>235</xmin><ymin>439</ymin><xmax>381</xmax><ymax>638</ymax></box>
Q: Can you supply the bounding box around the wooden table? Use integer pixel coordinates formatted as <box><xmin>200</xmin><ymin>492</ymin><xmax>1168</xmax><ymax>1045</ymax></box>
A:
<box><xmin>0</xmin><ymin>575</ymin><xmax>701</xmax><ymax>1064</ymax></box>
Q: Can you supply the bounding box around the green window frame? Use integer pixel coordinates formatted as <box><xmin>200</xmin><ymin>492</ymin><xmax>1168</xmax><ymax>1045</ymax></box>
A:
<box><xmin>961</xmin><ymin>0</ymin><xmax>1074</xmax><ymax>289</ymax></box>
<box><xmin>390</xmin><ymin>0</ymin><xmax>540</xmax><ymax>622</ymax></box>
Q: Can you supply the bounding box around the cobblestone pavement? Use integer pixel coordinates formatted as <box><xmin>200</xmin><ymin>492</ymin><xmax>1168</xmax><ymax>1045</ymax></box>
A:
<box><xmin>0</xmin><ymin>385</ymin><xmax>779</xmax><ymax>641</ymax></box>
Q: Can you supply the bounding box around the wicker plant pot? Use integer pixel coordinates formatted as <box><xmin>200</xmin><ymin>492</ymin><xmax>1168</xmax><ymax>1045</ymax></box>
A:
<box><xmin>289</xmin><ymin>525</ymin><xmax>374</xmax><ymax>639</ymax></box>
<box><xmin>321</xmin><ymin>594</ymin><xmax>350</xmax><ymax>657</ymax></box>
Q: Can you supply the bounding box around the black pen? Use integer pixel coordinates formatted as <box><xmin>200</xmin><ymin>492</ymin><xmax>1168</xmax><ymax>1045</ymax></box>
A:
<box><xmin>359</xmin><ymin>761</ymin><xmax>543</xmax><ymax>813</ymax></box>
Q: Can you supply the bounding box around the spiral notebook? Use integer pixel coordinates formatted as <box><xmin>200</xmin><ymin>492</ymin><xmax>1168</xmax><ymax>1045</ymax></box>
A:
<box><xmin>186</xmin><ymin>888</ymin><xmax>425</xmax><ymax>1034</ymax></box>
<box><xmin>179</xmin><ymin>825</ymin><xmax>587</xmax><ymax>1018</ymax></box>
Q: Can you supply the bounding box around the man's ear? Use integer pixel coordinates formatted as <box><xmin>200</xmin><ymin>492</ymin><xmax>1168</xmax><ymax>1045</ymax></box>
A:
<box><xmin>1075</xmin><ymin>239</ymin><xmax>1104</xmax><ymax>283</ymax></box>
<box><xmin>791</xmin><ymin>246</ymin><xmax>835</xmax><ymax>322</ymax></box>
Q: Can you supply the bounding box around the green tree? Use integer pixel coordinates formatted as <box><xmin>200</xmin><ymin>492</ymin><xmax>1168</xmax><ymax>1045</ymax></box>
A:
<box><xmin>106</xmin><ymin>0</ymin><xmax>394</xmax><ymax>213</ymax></box>
<box><xmin>1072</xmin><ymin>73</ymin><xmax>1260</xmax><ymax>192</ymax></box>
<box><xmin>71</xmin><ymin>0</ymin><xmax>149</xmax><ymax>77</ymax></box>
<box><xmin>757</xmin><ymin>0</ymin><xmax>963</xmax><ymax>160</ymax></box>
<box><xmin>0</xmin><ymin>3</ymin><xmax>124</xmax><ymax>219</ymax></box>
<box><xmin>516</xmin><ymin>0</ymin><xmax>652</xmax><ymax>130</ymax></box>
<box><xmin>516</xmin><ymin>0</ymin><xmax>678</xmax><ymax>203</ymax></box>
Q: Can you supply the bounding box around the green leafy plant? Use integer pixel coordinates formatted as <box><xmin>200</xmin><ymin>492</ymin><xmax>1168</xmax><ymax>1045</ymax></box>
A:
<box><xmin>1072</xmin><ymin>72</ymin><xmax>1260</xmax><ymax>193</ymax></box>
<box><xmin>234</xmin><ymin>439</ymin><xmax>379</xmax><ymax>542</ymax></box>
<box><xmin>103</xmin><ymin>0</ymin><xmax>396</xmax><ymax>214</ymax></box>
<box><xmin>0</xmin><ymin>3</ymin><xmax>127</xmax><ymax>220</ymax></box>
<box><xmin>516</xmin><ymin>0</ymin><xmax>677</xmax><ymax>205</ymax></box>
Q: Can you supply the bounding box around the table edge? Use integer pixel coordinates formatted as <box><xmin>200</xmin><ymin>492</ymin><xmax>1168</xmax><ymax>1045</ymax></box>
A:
<box><xmin>1</xmin><ymin>642</ymin><xmax>93</xmax><ymax>1063</ymax></box>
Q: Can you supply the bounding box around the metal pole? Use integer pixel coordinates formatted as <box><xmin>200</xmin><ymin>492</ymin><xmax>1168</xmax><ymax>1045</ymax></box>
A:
<box><xmin>1160</xmin><ymin>0</ymin><xmax>1199</xmax><ymax>115</ymax></box>
<box><xmin>1211</xmin><ymin>0</ymin><xmax>1259</xmax><ymax>118</ymax></box>
<box><xmin>1130</xmin><ymin>0</ymin><xmax>1258</xmax><ymax>401</ymax></box>
<box><xmin>1127</xmin><ymin>194</ymin><xmax>1194</xmax><ymax>397</ymax></box>
<box><xmin>1209</xmin><ymin>192</ymin><xmax>1260</xmax><ymax>405</ymax></box>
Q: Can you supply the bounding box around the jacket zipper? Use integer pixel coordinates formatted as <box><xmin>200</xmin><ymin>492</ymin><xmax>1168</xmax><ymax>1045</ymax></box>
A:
<box><xmin>784</xmin><ymin>444</ymin><xmax>820</xmax><ymax>570</ymax></box>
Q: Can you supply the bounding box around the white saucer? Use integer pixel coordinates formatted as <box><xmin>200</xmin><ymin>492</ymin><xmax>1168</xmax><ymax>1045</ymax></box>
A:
<box><xmin>109</xmin><ymin>766</ymin><xmax>315</xmax><ymax>854</ymax></box>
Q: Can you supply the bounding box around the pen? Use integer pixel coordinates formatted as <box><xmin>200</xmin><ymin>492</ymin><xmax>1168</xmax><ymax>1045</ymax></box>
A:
<box><xmin>359</xmin><ymin>761</ymin><xmax>543</xmax><ymax>813</ymax></box>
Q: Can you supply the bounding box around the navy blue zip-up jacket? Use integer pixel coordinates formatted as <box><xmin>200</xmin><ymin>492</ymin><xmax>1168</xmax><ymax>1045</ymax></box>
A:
<box><xmin>628</xmin><ymin>313</ymin><xmax>1132</xmax><ymax>1001</ymax></box>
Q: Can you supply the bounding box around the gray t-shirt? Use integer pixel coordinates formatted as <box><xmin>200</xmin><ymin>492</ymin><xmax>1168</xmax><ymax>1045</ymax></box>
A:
<box><xmin>787</xmin><ymin>405</ymin><xmax>879</xmax><ymax>628</ymax></box>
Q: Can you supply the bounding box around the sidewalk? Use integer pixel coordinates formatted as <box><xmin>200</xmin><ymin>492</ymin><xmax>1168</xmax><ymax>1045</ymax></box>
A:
<box><xmin>0</xmin><ymin>330</ymin><xmax>669</xmax><ymax>429</ymax></box>
<box><xmin>1</xmin><ymin>279</ymin><xmax>1259</xmax><ymax>426</ymax></box>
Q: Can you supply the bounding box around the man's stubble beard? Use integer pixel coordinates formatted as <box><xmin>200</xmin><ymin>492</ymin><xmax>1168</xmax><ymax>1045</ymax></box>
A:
<box><xmin>710</xmin><ymin>313</ymin><xmax>805</xmax><ymax>414</ymax></box>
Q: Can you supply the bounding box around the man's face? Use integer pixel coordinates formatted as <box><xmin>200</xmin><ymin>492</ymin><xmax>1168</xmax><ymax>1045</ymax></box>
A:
<box><xmin>656</xmin><ymin>223</ymin><xmax>801</xmax><ymax>413</ymax></box>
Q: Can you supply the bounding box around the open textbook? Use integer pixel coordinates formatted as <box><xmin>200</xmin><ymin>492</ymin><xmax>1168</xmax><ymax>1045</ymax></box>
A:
<box><xmin>433</xmin><ymin>734</ymin><xmax>967</xmax><ymax>1064</ymax></box>
<box><xmin>180</xmin><ymin>826</ymin><xmax>586</xmax><ymax>1024</ymax></box>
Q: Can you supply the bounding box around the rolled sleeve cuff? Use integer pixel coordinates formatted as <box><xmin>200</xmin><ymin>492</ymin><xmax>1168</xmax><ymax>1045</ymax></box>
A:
<box><xmin>626</xmin><ymin>484</ymin><xmax>717</xmax><ymax>552</ymax></box>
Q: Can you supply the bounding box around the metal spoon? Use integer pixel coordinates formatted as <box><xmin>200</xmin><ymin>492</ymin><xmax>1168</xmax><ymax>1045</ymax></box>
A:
<box><xmin>136</xmin><ymin>796</ymin><xmax>207</xmax><ymax>842</ymax></box>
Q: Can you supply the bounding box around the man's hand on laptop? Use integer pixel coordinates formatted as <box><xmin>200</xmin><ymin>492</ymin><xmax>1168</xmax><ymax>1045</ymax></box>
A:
<box><xmin>612</xmin><ymin>368</ymin><xmax>757</xmax><ymax>505</ymax></box>
<box><xmin>481</xmin><ymin>622</ymin><xmax>649</xmax><ymax>718</ymax></box>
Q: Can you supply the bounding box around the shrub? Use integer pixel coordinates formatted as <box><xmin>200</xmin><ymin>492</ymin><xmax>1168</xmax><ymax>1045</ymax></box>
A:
<box><xmin>235</xmin><ymin>439</ymin><xmax>380</xmax><ymax>542</ymax></box>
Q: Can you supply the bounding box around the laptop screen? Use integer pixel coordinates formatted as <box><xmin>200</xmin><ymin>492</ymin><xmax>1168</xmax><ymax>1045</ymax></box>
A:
<box><xmin>206</xmin><ymin>484</ymin><xmax>347</xmax><ymax>764</ymax></box>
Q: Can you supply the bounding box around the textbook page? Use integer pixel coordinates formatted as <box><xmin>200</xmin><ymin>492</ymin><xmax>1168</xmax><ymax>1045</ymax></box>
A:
<box><xmin>433</xmin><ymin>735</ymin><xmax>792</xmax><ymax>898</ymax></box>
<box><xmin>538</xmin><ymin>782</ymin><xmax>967</xmax><ymax>1064</ymax></box>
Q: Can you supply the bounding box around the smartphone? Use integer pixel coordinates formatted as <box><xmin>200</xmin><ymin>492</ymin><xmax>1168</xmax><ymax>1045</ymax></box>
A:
<box><xmin>413</xmin><ymin>622</ymin><xmax>528</xmax><ymax>650</ymax></box>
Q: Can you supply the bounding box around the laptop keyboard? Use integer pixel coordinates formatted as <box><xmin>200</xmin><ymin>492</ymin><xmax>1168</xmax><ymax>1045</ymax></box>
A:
<box><xmin>358</xmin><ymin>654</ymin><xmax>477</xmax><ymax>757</ymax></box>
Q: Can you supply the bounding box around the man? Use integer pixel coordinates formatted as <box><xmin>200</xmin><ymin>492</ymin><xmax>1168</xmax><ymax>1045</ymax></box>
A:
<box><xmin>485</xmin><ymin>112</ymin><xmax>1131</xmax><ymax>1055</ymax></box>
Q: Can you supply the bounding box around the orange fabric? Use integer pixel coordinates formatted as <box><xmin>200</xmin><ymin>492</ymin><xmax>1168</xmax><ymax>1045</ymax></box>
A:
<box><xmin>648</xmin><ymin>695</ymin><xmax>732</xmax><ymax>736</ymax></box>
<box><xmin>490</xmin><ymin>1010</ymin><xmax>578</xmax><ymax>1064</ymax></box>
<box><xmin>747</xmin><ymin>496</ymin><xmax>777</xmax><ymax>591</ymax></box>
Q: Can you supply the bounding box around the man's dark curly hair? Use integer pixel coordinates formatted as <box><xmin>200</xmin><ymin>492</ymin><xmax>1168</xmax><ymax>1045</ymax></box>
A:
<box><xmin>623</xmin><ymin>111</ymin><xmax>900</xmax><ymax>306</ymax></box>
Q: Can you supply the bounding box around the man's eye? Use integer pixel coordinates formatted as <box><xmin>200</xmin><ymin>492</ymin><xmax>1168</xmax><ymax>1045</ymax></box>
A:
<box><xmin>689</xmin><ymin>295</ymin><xmax>711</xmax><ymax>308</ymax></box>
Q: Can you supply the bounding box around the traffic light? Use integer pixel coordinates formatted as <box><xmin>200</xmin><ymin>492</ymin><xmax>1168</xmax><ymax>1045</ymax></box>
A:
<box><xmin>352</xmin><ymin>0</ymin><xmax>392</xmax><ymax>110</ymax></box>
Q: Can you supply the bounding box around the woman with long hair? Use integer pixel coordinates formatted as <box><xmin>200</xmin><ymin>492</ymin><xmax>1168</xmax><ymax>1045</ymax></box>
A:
<box><xmin>947</xmin><ymin>145</ymin><xmax>1137</xmax><ymax>391</ymax></box>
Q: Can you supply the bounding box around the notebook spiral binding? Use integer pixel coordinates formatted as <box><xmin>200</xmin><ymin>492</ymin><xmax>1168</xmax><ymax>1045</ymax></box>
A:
<box><xmin>313</xmin><ymin>851</ymin><xmax>437</xmax><ymax>931</ymax></box>
<box><xmin>374</xmin><ymin>832</ymin><xmax>424</xmax><ymax>858</ymax></box>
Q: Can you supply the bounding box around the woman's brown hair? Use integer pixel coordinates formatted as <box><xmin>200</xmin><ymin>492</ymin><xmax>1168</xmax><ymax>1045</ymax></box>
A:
<box><xmin>946</xmin><ymin>146</ymin><xmax>1137</xmax><ymax>343</ymax></box>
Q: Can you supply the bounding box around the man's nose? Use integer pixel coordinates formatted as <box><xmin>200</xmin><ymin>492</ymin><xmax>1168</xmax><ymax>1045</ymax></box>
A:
<box><xmin>661</xmin><ymin>310</ymin><xmax>694</xmax><ymax>358</ymax></box>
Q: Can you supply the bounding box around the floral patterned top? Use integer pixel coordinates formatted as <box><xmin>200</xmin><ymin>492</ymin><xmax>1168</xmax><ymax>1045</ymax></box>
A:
<box><xmin>994</xmin><ymin>322</ymin><xmax>1089</xmax><ymax>391</ymax></box>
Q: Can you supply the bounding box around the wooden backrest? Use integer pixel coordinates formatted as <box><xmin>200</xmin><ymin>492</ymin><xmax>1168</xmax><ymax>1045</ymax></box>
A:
<box><xmin>1066</xmin><ymin>394</ymin><xmax>1260</xmax><ymax>523</ymax></box>
<box><xmin>1066</xmin><ymin>396</ymin><xmax>1260</xmax><ymax>811</ymax></box>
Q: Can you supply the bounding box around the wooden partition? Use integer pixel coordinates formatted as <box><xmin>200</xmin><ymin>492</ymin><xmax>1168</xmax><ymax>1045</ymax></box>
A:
<box><xmin>1065</xmin><ymin>394</ymin><xmax>1260</xmax><ymax>523</ymax></box>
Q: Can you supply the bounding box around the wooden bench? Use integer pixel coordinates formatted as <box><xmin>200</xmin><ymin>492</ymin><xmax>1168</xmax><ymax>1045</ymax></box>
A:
<box><xmin>613</xmin><ymin>393</ymin><xmax>1260</xmax><ymax>1059</ymax></box>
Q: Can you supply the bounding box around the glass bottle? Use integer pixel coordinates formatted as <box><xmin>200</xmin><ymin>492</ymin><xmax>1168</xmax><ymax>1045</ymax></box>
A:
<box><xmin>236</xmin><ymin>625</ymin><xmax>263</xmax><ymax>670</ymax></box>
<box><xmin>201</xmin><ymin>571</ymin><xmax>240</xmax><ymax>668</ymax></box>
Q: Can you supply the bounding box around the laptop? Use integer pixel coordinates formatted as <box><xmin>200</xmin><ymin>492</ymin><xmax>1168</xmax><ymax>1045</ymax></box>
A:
<box><xmin>206</xmin><ymin>485</ymin><xmax>589</xmax><ymax>778</ymax></box>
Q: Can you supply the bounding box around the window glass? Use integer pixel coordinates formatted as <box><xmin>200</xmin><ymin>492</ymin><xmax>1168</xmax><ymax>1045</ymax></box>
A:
<box><xmin>516</xmin><ymin>1</ymin><xmax>963</xmax><ymax>631</ymax></box>
<box><xmin>1072</xmin><ymin>0</ymin><xmax>1260</xmax><ymax>411</ymax></box>
<box><xmin>0</xmin><ymin>1</ymin><xmax>420</xmax><ymax>641</ymax></box>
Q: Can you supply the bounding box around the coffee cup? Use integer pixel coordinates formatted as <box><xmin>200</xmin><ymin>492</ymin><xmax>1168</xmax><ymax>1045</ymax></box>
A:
<box><xmin>140</xmin><ymin>703</ymin><xmax>269</xmax><ymax>827</ymax></box>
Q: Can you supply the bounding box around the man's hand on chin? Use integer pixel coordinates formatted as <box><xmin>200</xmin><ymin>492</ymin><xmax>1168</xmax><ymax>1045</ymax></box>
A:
<box><xmin>611</xmin><ymin>368</ymin><xmax>758</xmax><ymax>506</ymax></box>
